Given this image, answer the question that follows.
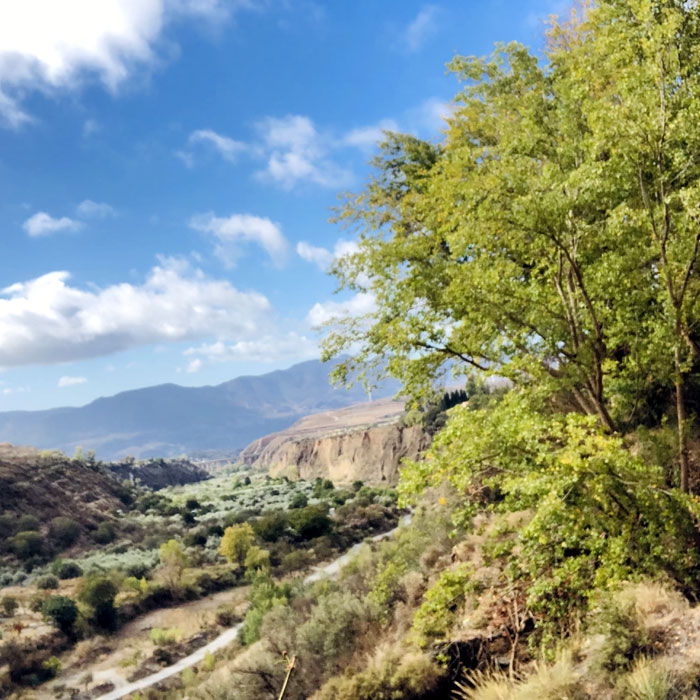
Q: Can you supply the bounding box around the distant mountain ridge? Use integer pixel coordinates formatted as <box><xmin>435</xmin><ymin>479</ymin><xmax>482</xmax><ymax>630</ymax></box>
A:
<box><xmin>0</xmin><ymin>360</ymin><xmax>398</xmax><ymax>461</ymax></box>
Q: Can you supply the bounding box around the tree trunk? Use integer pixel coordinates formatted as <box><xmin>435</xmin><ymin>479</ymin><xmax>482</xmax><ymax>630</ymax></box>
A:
<box><xmin>675</xmin><ymin>344</ymin><xmax>690</xmax><ymax>492</ymax></box>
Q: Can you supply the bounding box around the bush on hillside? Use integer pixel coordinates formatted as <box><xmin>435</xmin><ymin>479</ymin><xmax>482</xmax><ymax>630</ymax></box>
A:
<box><xmin>9</xmin><ymin>531</ymin><xmax>44</xmax><ymax>560</ymax></box>
<box><xmin>288</xmin><ymin>505</ymin><xmax>332</xmax><ymax>540</ymax></box>
<box><xmin>93</xmin><ymin>521</ymin><xmax>116</xmax><ymax>545</ymax></box>
<box><xmin>17</xmin><ymin>514</ymin><xmax>40</xmax><ymax>532</ymax></box>
<box><xmin>36</xmin><ymin>574</ymin><xmax>59</xmax><ymax>590</ymax></box>
<box><xmin>48</xmin><ymin>517</ymin><xmax>81</xmax><ymax>549</ymax></box>
<box><xmin>400</xmin><ymin>392</ymin><xmax>700</xmax><ymax>647</ymax></box>
<box><xmin>42</xmin><ymin>595</ymin><xmax>79</xmax><ymax>637</ymax></box>
<box><xmin>52</xmin><ymin>560</ymin><xmax>83</xmax><ymax>579</ymax></box>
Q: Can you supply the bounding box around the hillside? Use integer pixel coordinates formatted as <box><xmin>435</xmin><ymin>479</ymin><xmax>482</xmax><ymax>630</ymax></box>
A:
<box><xmin>0</xmin><ymin>444</ymin><xmax>132</xmax><ymax>547</ymax></box>
<box><xmin>240</xmin><ymin>397</ymin><xmax>430</xmax><ymax>485</ymax></box>
<box><xmin>0</xmin><ymin>360</ymin><xmax>399</xmax><ymax>461</ymax></box>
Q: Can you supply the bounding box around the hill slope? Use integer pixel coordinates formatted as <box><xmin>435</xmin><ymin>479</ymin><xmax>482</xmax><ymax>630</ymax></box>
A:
<box><xmin>0</xmin><ymin>360</ymin><xmax>398</xmax><ymax>461</ymax></box>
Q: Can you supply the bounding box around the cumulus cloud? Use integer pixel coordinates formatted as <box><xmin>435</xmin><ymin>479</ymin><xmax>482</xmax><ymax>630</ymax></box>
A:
<box><xmin>58</xmin><ymin>376</ymin><xmax>87</xmax><ymax>387</ymax></box>
<box><xmin>0</xmin><ymin>0</ymin><xmax>253</xmax><ymax>128</ymax></box>
<box><xmin>296</xmin><ymin>241</ymin><xmax>334</xmax><ymax>270</ymax></box>
<box><xmin>306</xmin><ymin>292</ymin><xmax>376</xmax><ymax>327</ymax></box>
<box><xmin>190</xmin><ymin>212</ymin><xmax>289</xmax><ymax>267</ymax></box>
<box><xmin>344</xmin><ymin>118</ymin><xmax>399</xmax><ymax>151</ymax></box>
<box><xmin>0</xmin><ymin>258</ymin><xmax>271</xmax><ymax>367</ymax></box>
<box><xmin>398</xmin><ymin>5</ymin><xmax>440</xmax><ymax>53</ymax></box>
<box><xmin>189</xmin><ymin>129</ymin><xmax>247</xmax><ymax>162</ymax></box>
<box><xmin>255</xmin><ymin>114</ymin><xmax>352</xmax><ymax>189</ymax></box>
<box><xmin>23</xmin><ymin>212</ymin><xmax>82</xmax><ymax>237</ymax></box>
<box><xmin>296</xmin><ymin>239</ymin><xmax>359</xmax><ymax>272</ymax></box>
<box><xmin>76</xmin><ymin>200</ymin><xmax>116</xmax><ymax>218</ymax></box>
<box><xmin>183</xmin><ymin>332</ymin><xmax>318</xmax><ymax>369</ymax></box>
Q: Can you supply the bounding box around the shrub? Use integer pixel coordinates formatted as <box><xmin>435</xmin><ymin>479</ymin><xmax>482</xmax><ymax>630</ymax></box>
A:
<box><xmin>79</xmin><ymin>575</ymin><xmax>118</xmax><ymax>631</ymax></box>
<box><xmin>48</xmin><ymin>517</ymin><xmax>81</xmax><ymax>549</ymax></box>
<box><xmin>36</xmin><ymin>574</ymin><xmax>60</xmax><ymax>590</ymax></box>
<box><xmin>297</xmin><ymin>591</ymin><xmax>375</xmax><ymax>675</ymax></box>
<box><xmin>240</xmin><ymin>575</ymin><xmax>292</xmax><ymax>645</ymax></box>
<box><xmin>412</xmin><ymin>564</ymin><xmax>474</xmax><ymax>643</ymax></box>
<box><xmin>10</xmin><ymin>531</ymin><xmax>44</xmax><ymax>560</ymax></box>
<box><xmin>401</xmin><ymin>393</ymin><xmax>700</xmax><ymax>647</ymax></box>
<box><xmin>185</xmin><ymin>498</ymin><xmax>201</xmax><ymax>511</ymax></box>
<box><xmin>17</xmin><ymin>514</ymin><xmax>40</xmax><ymax>532</ymax></box>
<box><xmin>93</xmin><ymin>521</ymin><xmax>116</xmax><ymax>545</ymax></box>
<box><xmin>52</xmin><ymin>560</ymin><xmax>83</xmax><ymax>579</ymax></box>
<box><xmin>41</xmin><ymin>656</ymin><xmax>61</xmax><ymax>679</ymax></box>
<box><xmin>314</xmin><ymin>646</ymin><xmax>442</xmax><ymax>700</ymax></box>
<box><xmin>244</xmin><ymin>546</ymin><xmax>271</xmax><ymax>574</ymax></box>
<box><xmin>288</xmin><ymin>505</ymin><xmax>332</xmax><ymax>540</ymax></box>
<box><xmin>281</xmin><ymin>549</ymin><xmax>314</xmax><ymax>574</ymax></box>
<box><xmin>253</xmin><ymin>512</ymin><xmax>288</xmax><ymax>542</ymax></box>
<box><xmin>1</xmin><ymin>596</ymin><xmax>18</xmax><ymax>617</ymax></box>
<box><xmin>289</xmin><ymin>492</ymin><xmax>309</xmax><ymax>509</ymax></box>
<box><xmin>150</xmin><ymin>627</ymin><xmax>183</xmax><ymax>646</ymax></box>
<box><xmin>42</xmin><ymin>596</ymin><xmax>79</xmax><ymax>636</ymax></box>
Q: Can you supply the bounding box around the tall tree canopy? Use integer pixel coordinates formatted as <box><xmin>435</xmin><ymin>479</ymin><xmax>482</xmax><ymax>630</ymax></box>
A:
<box><xmin>323</xmin><ymin>0</ymin><xmax>700</xmax><ymax>489</ymax></box>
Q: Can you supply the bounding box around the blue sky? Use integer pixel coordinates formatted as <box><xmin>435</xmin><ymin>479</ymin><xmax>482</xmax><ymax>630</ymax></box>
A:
<box><xmin>0</xmin><ymin>0</ymin><xmax>570</xmax><ymax>410</ymax></box>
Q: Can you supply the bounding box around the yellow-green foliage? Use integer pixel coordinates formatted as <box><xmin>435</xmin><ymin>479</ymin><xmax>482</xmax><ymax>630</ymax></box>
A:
<box><xmin>311</xmin><ymin>645</ymin><xmax>442</xmax><ymax>700</ymax></box>
<box><xmin>456</xmin><ymin>653</ymin><xmax>581</xmax><ymax>700</ymax></box>
<box><xmin>617</xmin><ymin>658</ymin><xmax>675</xmax><ymax>700</ymax></box>
<box><xmin>244</xmin><ymin>545</ymin><xmax>270</xmax><ymax>574</ymax></box>
<box><xmin>150</xmin><ymin>627</ymin><xmax>183</xmax><ymax>646</ymax></box>
<box><xmin>219</xmin><ymin>523</ymin><xmax>255</xmax><ymax>567</ymax></box>
<box><xmin>401</xmin><ymin>393</ymin><xmax>700</xmax><ymax>645</ymax></box>
<box><xmin>412</xmin><ymin>563</ymin><xmax>473</xmax><ymax>643</ymax></box>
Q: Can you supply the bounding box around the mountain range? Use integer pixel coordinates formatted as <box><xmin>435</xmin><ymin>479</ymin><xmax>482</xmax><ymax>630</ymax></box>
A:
<box><xmin>0</xmin><ymin>360</ymin><xmax>398</xmax><ymax>461</ymax></box>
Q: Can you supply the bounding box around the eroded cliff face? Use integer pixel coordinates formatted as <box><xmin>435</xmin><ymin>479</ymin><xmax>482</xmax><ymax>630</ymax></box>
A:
<box><xmin>247</xmin><ymin>423</ymin><xmax>429</xmax><ymax>486</ymax></box>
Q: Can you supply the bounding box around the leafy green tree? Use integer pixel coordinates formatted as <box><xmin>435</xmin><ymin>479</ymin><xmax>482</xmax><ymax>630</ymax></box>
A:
<box><xmin>324</xmin><ymin>1</ymin><xmax>700</xmax><ymax>489</ymax></box>
<box><xmin>42</xmin><ymin>595</ymin><xmax>79</xmax><ymax>637</ymax></box>
<box><xmin>158</xmin><ymin>539</ymin><xmax>188</xmax><ymax>591</ymax></box>
<box><xmin>288</xmin><ymin>504</ymin><xmax>333</xmax><ymax>540</ymax></box>
<box><xmin>78</xmin><ymin>575</ymin><xmax>118</xmax><ymax>631</ymax></box>
<box><xmin>219</xmin><ymin>522</ymin><xmax>255</xmax><ymax>567</ymax></box>
<box><xmin>252</xmin><ymin>512</ymin><xmax>288</xmax><ymax>542</ymax></box>
<box><xmin>553</xmin><ymin>0</ymin><xmax>700</xmax><ymax>490</ymax></box>
<box><xmin>244</xmin><ymin>545</ymin><xmax>271</xmax><ymax>574</ymax></box>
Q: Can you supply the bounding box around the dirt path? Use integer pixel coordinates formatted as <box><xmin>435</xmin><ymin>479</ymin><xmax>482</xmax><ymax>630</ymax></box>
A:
<box><xmin>88</xmin><ymin>517</ymin><xmax>409</xmax><ymax>700</ymax></box>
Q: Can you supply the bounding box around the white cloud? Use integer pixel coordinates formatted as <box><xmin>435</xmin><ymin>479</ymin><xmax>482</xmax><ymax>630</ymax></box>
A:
<box><xmin>307</xmin><ymin>292</ymin><xmax>376</xmax><ymax>327</ymax></box>
<box><xmin>23</xmin><ymin>212</ymin><xmax>82</xmax><ymax>237</ymax></box>
<box><xmin>296</xmin><ymin>241</ymin><xmax>334</xmax><ymax>270</ymax></box>
<box><xmin>399</xmin><ymin>5</ymin><xmax>440</xmax><ymax>53</ymax></box>
<box><xmin>190</xmin><ymin>212</ymin><xmax>289</xmax><ymax>267</ymax></box>
<box><xmin>58</xmin><ymin>376</ymin><xmax>87</xmax><ymax>388</ymax></box>
<box><xmin>255</xmin><ymin>114</ymin><xmax>352</xmax><ymax>189</ymax></box>
<box><xmin>296</xmin><ymin>239</ymin><xmax>359</xmax><ymax>272</ymax></box>
<box><xmin>344</xmin><ymin>119</ymin><xmax>399</xmax><ymax>151</ymax></box>
<box><xmin>2</xmin><ymin>386</ymin><xmax>30</xmax><ymax>396</ymax></box>
<box><xmin>183</xmin><ymin>332</ymin><xmax>318</xmax><ymax>368</ymax></box>
<box><xmin>76</xmin><ymin>200</ymin><xmax>116</xmax><ymax>218</ymax></box>
<box><xmin>0</xmin><ymin>257</ymin><xmax>271</xmax><ymax>367</ymax></box>
<box><xmin>0</xmin><ymin>0</ymin><xmax>253</xmax><ymax>128</ymax></box>
<box><xmin>189</xmin><ymin>129</ymin><xmax>247</xmax><ymax>162</ymax></box>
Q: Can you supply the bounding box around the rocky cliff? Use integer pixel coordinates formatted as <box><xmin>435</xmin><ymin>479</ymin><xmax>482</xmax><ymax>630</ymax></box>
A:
<box><xmin>240</xmin><ymin>399</ymin><xmax>430</xmax><ymax>485</ymax></box>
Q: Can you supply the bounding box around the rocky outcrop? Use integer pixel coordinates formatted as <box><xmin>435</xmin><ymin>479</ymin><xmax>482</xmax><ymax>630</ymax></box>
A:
<box><xmin>107</xmin><ymin>458</ymin><xmax>210</xmax><ymax>490</ymax></box>
<box><xmin>247</xmin><ymin>423</ymin><xmax>429</xmax><ymax>486</ymax></box>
